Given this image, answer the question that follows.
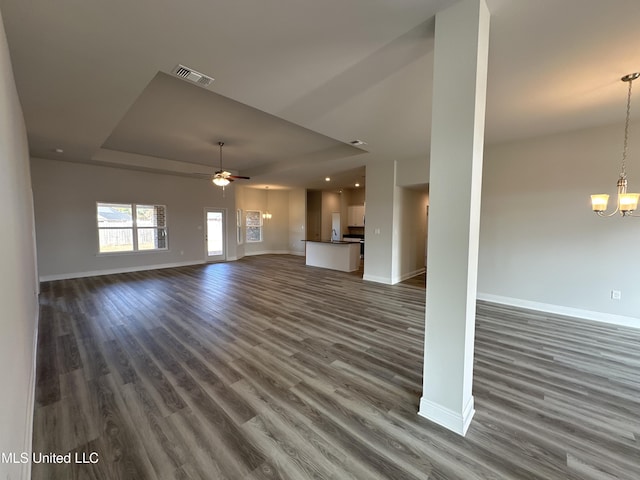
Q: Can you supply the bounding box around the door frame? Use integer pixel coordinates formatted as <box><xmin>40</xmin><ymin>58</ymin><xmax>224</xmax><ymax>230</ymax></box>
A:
<box><xmin>204</xmin><ymin>208</ymin><xmax>227</xmax><ymax>262</ymax></box>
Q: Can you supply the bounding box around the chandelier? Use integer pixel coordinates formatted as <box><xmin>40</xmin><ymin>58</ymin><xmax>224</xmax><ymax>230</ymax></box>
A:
<box><xmin>591</xmin><ymin>73</ymin><xmax>640</xmax><ymax>217</ymax></box>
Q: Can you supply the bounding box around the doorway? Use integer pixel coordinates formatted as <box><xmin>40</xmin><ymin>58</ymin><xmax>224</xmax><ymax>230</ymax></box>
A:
<box><xmin>205</xmin><ymin>208</ymin><xmax>226</xmax><ymax>262</ymax></box>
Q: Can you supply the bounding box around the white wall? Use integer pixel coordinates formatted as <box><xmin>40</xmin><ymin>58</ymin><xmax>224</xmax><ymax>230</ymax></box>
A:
<box><xmin>0</xmin><ymin>10</ymin><xmax>39</xmax><ymax>479</ymax></box>
<box><xmin>364</xmin><ymin>122</ymin><xmax>640</xmax><ymax>327</ymax></box>
<box><xmin>479</xmin><ymin>122</ymin><xmax>640</xmax><ymax>326</ymax></box>
<box><xmin>395</xmin><ymin>187</ymin><xmax>428</xmax><ymax>282</ymax></box>
<box><xmin>347</xmin><ymin>187</ymin><xmax>366</xmax><ymax>205</ymax></box>
<box><xmin>236</xmin><ymin>186</ymin><xmax>306</xmax><ymax>256</ymax></box>
<box><xmin>31</xmin><ymin>158</ymin><xmax>239</xmax><ymax>279</ymax></box>
<box><xmin>365</xmin><ymin>160</ymin><xmax>428</xmax><ymax>284</ymax></box>
<box><xmin>397</xmin><ymin>155</ymin><xmax>429</xmax><ymax>187</ymax></box>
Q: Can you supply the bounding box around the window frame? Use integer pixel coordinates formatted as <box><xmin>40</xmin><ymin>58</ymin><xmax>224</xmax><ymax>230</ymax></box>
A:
<box><xmin>96</xmin><ymin>202</ymin><xmax>168</xmax><ymax>254</ymax></box>
<box><xmin>237</xmin><ymin>209</ymin><xmax>243</xmax><ymax>245</ymax></box>
<box><xmin>245</xmin><ymin>209</ymin><xmax>263</xmax><ymax>243</ymax></box>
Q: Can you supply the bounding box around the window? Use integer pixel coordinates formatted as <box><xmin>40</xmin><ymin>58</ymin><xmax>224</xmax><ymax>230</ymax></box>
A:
<box><xmin>97</xmin><ymin>202</ymin><xmax>167</xmax><ymax>253</ymax></box>
<box><xmin>245</xmin><ymin>210</ymin><xmax>262</xmax><ymax>243</ymax></box>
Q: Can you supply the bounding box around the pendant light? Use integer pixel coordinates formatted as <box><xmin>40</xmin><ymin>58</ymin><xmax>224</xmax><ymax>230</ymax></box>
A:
<box><xmin>591</xmin><ymin>73</ymin><xmax>640</xmax><ymax>217</ymax></box>
<box><xmin>262</xmin><ymin>186</ymin><xmax>272</xmax><ymax>220</ymax></box>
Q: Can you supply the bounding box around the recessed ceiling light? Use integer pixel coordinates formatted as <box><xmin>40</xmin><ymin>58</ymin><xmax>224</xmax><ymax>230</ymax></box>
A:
<box><xmin>349</xmin><ymin>140</ymin><xmax>367</xmax><ymax>146</ymax></box>
<box><xmin>325</xmin><ymin>177</ymin><xmax>331</xmax><ymax>182</ymax></box>
<box><xmin>54</xmin><ymin>148</ymin><xmax>63</xmax><ymax>153</ymax></box>
<box><xmin>355</xmin><ymin>183</ymin><xmax>360</xmax><ymax>187</ymax></box>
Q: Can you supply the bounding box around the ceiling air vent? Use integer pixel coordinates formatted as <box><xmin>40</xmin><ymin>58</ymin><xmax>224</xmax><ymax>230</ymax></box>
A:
<box><xmin>172</xmin><ymin>64</ymin><xmax>214</xmax><ymax>87</ymax></box>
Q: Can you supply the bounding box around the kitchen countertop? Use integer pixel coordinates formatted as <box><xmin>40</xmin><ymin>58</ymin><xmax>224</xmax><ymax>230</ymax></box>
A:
<box><xmin>304</xmin><ymin>240</ymin><xmax>352</xmax><ymax>244</ymax></box>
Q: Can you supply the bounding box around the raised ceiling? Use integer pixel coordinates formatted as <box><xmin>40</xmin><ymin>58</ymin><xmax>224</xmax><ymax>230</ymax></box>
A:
<box><xmin>102</xmin><ymin>72</ymin><xmax>366</xmax><ymax>188</ymax></box>
<box><xmin>1</xmin><ymin>0</ymin><xmax>639</xmax><ymax>190</ymax></box>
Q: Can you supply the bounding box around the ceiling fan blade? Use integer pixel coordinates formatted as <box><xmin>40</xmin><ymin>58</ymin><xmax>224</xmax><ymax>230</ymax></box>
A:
<box><xmin>228</xmin><ymin>175</ymin><xmax>251</xmax><ymax>180</ymax></box>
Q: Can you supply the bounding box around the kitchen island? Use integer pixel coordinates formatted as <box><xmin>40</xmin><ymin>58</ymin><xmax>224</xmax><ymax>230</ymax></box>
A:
<box><xmin>305</xmin><ymin>241</ymin><xmax>361</xmax><ymax>272</ymax></box>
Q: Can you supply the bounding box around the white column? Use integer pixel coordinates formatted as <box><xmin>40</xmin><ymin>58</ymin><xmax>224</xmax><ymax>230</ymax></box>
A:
<box><xmin>418</xmin><ymin>0</ymin><xmax>490</xmax><ymax>436</ymax></box>
<box><xmin>363</xmin><ymin>160</ymin><xmax>397</xmax><ymax>284</ymax></box>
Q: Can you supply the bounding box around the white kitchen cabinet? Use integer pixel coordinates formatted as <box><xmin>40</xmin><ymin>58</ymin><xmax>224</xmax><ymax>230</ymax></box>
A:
<box><xmin>347</xmin><ymin>205</ymin><xmax>365</xmax><ymax>227</ymax></box>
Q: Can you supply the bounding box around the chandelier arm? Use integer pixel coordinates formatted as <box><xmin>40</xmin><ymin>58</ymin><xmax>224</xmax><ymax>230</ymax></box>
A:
<box><xmin>597</xmin><ymin>205</ymin><xmax>620</xmax><ymax>217</ymax></box>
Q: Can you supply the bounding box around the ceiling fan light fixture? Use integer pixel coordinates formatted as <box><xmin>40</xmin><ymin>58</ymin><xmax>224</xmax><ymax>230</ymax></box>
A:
<box><xmin>210</xmin><ymin>141</ymin><xmax>250</xmax><ymax>188</ymax></box>
<box><xmin>213</xmin><ymin>176</ymin><xmax>230</xmax><ymax>186</ymax></box>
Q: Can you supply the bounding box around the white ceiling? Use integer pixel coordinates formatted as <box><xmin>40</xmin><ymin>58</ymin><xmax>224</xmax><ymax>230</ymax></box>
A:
<box><xmin>1</xmin><ymin>0</ymin><xmax>639</xmax><ymax>190</ymax></box>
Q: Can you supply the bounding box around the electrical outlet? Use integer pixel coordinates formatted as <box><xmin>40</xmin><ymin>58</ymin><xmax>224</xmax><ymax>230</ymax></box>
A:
<box><xmin>611</xmin><ymin>290</ymin><xmax>621</xmax><ymax>300</ymax></box>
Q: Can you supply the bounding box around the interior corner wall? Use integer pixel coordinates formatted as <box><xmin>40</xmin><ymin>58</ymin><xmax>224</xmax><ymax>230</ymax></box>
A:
<box><xmin>479</xmin><ymin>122</ymin><xmax>640</xmax><ymax>326</ymax></box>
<box><xmin>0</xmin><ymin>9</ymin><xmax>39</xmax><ymax>479</ymax></box>
<box><xmin>31</xmin><ymin>157</ymin><xmax>238</xmax><ymax>280</ymax></box>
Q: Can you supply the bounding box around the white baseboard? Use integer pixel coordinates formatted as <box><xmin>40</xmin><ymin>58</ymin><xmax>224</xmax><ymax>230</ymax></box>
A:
<box><xmin>244</xmin><ymin>250</ymin><xmax>304</xmax><ymax>257</ymax></box>
<box><xmin>477</xmin><ymin>293</ymin><xmax>640</xmax><ymax>330</ymax></box>
<box><xmin>392</xmin><ymin>267</ymin><xmax>425</xmax><ymax>284</ymax></box>
<box><xmin>365</xmin><ymin>268</ymin><xmax>425</xmax><ymax>286</ymax></box>
<box><xmin>23</xmin><ymin>302</ymin><xmax>39</xmax><ymax>480</ymax></box>
<box><xmin>362</xmin><ymin>274</ymin><xmax>393</xmax><ymax>285</ymax></box>
<box><xmin>39</xmin><ymin>252</ymin><xmax>306</xmax><ymax>282</ymax></box>
<box><xmin>39</xmin><ymin>260</ymin><xmax>205</xmax><ymax>281</ymax></box>
<box><xmin>418</xmin><ymin>396</ymin><xmax>475</xmax><ymax>436</ymax></box>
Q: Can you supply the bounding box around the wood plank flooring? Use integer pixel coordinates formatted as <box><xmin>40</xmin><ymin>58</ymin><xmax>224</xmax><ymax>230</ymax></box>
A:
<box><xmin>33</xmin><ymin>255</ymin><xmax>640</xmax><ymax>479</ymax></box>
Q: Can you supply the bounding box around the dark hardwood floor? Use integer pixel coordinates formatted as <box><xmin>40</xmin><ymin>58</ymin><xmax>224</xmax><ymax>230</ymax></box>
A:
<box><xmin>33</xmin><ymin>255</ymin><xmax>640</xmax><ymax>479</ymax></box>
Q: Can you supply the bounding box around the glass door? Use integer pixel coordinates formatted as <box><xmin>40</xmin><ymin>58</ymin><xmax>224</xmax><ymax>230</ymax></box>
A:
<box><xmin>205</xmin><ymin>209</ymin><xmax>226</xmax><ymax>262</ymax></box>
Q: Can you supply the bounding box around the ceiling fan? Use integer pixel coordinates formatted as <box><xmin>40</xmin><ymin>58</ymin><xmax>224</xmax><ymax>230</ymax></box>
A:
<box><xmin>211</xmin><ymin>141</ymin><xmax>250</xmax><ymax>187</ymax></box>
